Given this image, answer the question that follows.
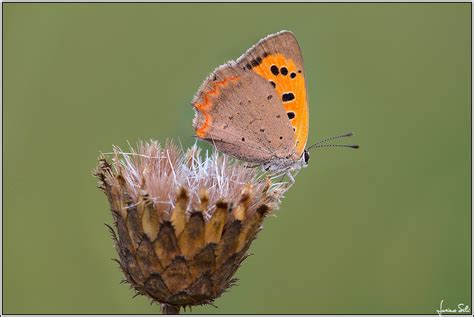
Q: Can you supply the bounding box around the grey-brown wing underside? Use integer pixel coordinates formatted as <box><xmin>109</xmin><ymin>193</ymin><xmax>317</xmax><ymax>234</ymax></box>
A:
<box><xmin>192</xmin><ymin>63</ymin><xmax>295</xmax><ymax>164</ymax></box>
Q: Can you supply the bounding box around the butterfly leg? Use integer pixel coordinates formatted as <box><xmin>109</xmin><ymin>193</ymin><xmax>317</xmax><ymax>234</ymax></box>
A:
<box><xmin>278</xmin><ymin>173</ymin><xmax>286</xmax><ymax>183</ymax></box>
<box><xmin>244</xmin><ymin>163</ymin><xmax>260</xmax><ymax>168</ymax></box>
<box><xmin>286</xmin><ymin>171</ymin><xmax>295</xmax><ymax>184</ymax></box>
<box><xmin>271</xmin><ymin>171</ymin><xmax>286</xmax><ymax>183</ymax></box>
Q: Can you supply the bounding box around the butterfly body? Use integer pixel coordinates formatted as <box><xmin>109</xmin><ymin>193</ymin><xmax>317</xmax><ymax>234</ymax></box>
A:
<box><xmin>192</xmin><ymin>31</ymin><xmax>310</xmax><ymax>175</ymax></box>
<box><xmin>263</xmin><ymin>150</ymin><xmax>309</xmax><ymax>173</ymax></box>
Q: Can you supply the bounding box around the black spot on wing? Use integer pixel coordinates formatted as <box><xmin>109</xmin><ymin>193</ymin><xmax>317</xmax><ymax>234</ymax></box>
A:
<box><xmin>287</xmin><ymin>112</ymin><xmax>295</xmax><ymax>120</ymax></box>
<box><xmin>271</xmin><ymin>65</ymin><xmax>279</xmax><ymax>75</ymax></box>
<box><xmin>282</xmin><ymin>93</ymin><xmax>295</xmax><ymax>102</ymax></box>
<box><xmin>250</xmin><ymin>56</ymin><xmax>263</xmax><ymax>67</ymax></box>
<box><xmin>280</xmin><ymin>67</ymin><xmax>288</xmax><ymax>75</ymax></box>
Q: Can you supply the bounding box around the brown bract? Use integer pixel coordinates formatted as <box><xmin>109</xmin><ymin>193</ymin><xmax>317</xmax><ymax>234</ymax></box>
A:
<box><xmin>94</xmin><ymin>141</ymin><xmax>289</xmax><ymax>313</ymax></box>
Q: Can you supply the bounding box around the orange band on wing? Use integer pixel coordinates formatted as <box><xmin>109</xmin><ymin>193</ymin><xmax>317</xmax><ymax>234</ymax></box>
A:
<box><xmin>195</xmin><ymin>76</ymin><xmax>239</xmax><ymax>137</ymax></box>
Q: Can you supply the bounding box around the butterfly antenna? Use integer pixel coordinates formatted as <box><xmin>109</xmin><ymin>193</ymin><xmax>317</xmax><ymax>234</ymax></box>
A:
<box><xmin>311</xmin><ymin>144</ymin><xmax>359</xmax><ymax>149</ymax></box>
<box><xmin>307</xmin><ymin>132</ymin><xmax>359</xmax><ymax>151</ymax></box>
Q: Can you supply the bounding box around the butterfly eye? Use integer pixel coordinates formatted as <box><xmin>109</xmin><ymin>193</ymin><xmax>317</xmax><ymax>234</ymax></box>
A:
<box><xmin>304</xmin><ymin>150</ymin><xmax>310</xmax><ymax>164</ymax></box>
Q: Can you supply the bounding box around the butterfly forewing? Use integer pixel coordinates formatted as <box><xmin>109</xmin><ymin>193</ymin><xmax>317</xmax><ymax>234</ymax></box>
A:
<box><xmin>236</xmin><ymin>31</ymin><xmax>309</xmax><ymax>156</ymax></box>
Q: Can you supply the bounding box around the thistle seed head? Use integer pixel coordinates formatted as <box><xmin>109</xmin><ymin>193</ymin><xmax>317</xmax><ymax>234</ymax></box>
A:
<box><xmin>95</xmin><ymin>140</ymin><xmax>289</xmax><ymax>312</ymax></box>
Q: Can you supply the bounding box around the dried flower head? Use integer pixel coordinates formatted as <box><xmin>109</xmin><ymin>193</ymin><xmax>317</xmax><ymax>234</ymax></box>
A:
<box><xmin>95</xmin><ymin>141</ymin><xmax>289</xmax><ymax>313</ymax></box>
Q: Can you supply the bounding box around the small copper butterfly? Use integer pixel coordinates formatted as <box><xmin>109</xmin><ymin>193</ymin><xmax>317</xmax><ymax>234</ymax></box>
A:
<box><xmin>192</xmin><ymin>30</ymin><xmax>357</xmax><ymax>181</ymax></box>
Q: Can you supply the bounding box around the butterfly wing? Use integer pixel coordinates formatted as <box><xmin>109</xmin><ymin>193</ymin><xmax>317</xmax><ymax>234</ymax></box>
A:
<box><xmin>236</xmin><ymin>31</ymin><xmax>309</xmax><ymax>157</ymax></box>
<box><xmin>192</xmin><ymin>63</ymin><xmax>295</xmax><ymax>163</ymax></box>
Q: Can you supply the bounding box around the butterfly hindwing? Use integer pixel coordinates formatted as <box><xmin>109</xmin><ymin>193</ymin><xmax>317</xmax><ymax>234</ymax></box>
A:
<box><xmin>192</xmin><ymin>64</ymin><xmax>295</xmax><ymax>163</ymax></box>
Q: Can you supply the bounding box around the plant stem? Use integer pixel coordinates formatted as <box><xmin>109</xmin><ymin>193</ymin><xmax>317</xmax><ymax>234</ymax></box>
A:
<box><xmin>161</xmin><ymin>304</ymin><xmax>180</xmax><ymax>315</ymax></box>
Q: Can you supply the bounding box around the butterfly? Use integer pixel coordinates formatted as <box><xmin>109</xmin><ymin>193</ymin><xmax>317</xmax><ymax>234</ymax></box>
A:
<box><xmin>191</xmin><ymin>31</ymin><xmax>356</xmax><ymax>181</ymax></box>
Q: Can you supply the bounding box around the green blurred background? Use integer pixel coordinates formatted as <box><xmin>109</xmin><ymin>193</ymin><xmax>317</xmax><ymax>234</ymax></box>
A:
<box><xmin>3</xmin><ymin>3</ymin><xmax>471</xmax><ymax>314</ymax></box>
